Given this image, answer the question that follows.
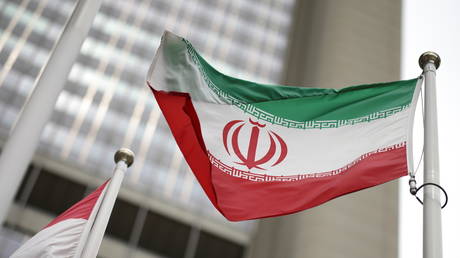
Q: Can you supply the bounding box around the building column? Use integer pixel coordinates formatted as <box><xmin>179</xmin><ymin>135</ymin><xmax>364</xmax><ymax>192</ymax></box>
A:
<box><xmin>248</xmin><ymin>0</ymin><xmax>401</xmax><ymax>257</ymax></box>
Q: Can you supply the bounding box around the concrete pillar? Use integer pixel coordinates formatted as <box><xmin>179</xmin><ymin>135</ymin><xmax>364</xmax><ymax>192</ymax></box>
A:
<box><xmin>248</xmin><ymin>0</ymin><xmax>401</xmax><ymax>257</ymax></box>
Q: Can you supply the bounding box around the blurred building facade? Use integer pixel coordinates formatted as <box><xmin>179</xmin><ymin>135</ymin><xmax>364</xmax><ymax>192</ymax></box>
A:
<box><xmin>0</xmin><ymin>0</ymin><xmax>295</xmax><ymax>257</ymax></box>
<box><xmin>0</xmin><ymin>0</ymin><xmax>402</xmax><ymax>257</ymax></box>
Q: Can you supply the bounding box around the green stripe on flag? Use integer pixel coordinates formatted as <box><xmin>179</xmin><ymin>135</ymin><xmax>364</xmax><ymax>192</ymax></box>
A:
<box><xmin>183</xmin><ymin>39</ymin><xmax>417</xmax><ymax>125</ymax></box>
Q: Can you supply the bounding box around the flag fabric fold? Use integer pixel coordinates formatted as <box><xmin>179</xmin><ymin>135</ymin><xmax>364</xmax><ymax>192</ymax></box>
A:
<box><xmin>10</xmin><ymin>181</ymin><xmax>108</xmax><ymax>258</ymax></box>
<box><xmin>147</xmin><ymin>31</ymin><xmax>421</xmax><ymax>221</ymax></box>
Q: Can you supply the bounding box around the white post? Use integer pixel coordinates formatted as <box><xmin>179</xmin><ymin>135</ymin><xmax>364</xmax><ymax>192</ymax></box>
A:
<box><xmin>419</xmin><ymin>52</ymin><xmax>443</xmax><ymax>258</ymax></box>
<box><xmin>0</xmin><ymin>0</ymin><xmax>103</xmax><ymax>225</ymax></box>
<box><xmin>81</xmin><ymin>148</ymin><xmax>134</xmax><ymax>258</ymax></box>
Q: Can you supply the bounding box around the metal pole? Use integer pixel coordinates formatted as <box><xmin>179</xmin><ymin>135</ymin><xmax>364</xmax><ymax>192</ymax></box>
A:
<box><xmin>419</xmin><ymin>51</ymin><xmax>443</xmax><ymax>258</ymax></box>
<box><xmin>81</xmin><ymin>148</ymin><xmax>134</xmax><ymax>258</ymax></box>
<box><xmin>0</xmin><ymin>0</ymin><xmax>103</xmax><ymax>225</ymax></box>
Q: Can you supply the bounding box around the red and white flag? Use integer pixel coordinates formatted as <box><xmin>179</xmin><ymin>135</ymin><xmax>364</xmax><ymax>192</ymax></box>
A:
<box><xmin>10</xmin><ymin>181</ymin><xmax>108</xmax><ymax>258</ymax></box>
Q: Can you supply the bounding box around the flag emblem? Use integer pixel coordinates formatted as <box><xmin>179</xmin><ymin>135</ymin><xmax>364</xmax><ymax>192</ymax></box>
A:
<box><xmin>222</xmin><ymin>119</ymin><xmax>288</xmax><ymax>170</ymax></box>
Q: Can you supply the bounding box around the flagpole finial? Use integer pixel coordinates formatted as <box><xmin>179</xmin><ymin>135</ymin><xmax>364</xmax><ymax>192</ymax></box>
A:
<box><xmin>114</xmin><ymin>148</ymin><xmax>135</xmax><ymax>167</ymax></box>
<box><xmin>419</xmin><ymin>51</ymin><xmax>441</xmax><ymax>70</ymax></box>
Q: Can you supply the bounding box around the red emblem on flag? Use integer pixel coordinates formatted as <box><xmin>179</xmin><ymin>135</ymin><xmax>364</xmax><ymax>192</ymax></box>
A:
<box><xmin>222</xmin><ymin>119</ymin><xmax>288</xmax><ymax>170</ymax></box>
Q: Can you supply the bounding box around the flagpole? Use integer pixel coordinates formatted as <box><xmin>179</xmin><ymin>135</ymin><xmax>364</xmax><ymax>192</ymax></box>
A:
<box><xmin>0</xmin><ymin>0</ymin><xmax>103</xmax><ymax>226</ymax></box>
<box><xmin>81</xmin><ymin>148</ymin><xmax>134</xmax><ymax>258</ymax></box>
<box><xmin>419</xmin><ymin>51</ymin><xmax>442</xmax><ymax>258</ymax></box>
<box><xmin>73</xmin><ymin>181</ymin><xmax>109</xmax><ymax>258</ymax></box>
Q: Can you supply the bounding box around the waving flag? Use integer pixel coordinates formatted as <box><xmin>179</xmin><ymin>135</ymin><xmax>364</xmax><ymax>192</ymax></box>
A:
<box><xmin>10</xmin><ymin>181</ymin><xmax>108</xmax><ymax>257</ymax></box>
<box><xmin>147</xmin><ymin>31</ymin><xmax>421</xmax><ymax>221</ymax></box>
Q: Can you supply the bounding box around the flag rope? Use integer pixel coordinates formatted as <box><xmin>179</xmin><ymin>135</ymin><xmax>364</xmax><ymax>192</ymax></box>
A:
<box><xmin>407</xmin><ymin>74</ymin><xmax>424</xmax><ymax>195</ymax></box>
<box><xmin>413</xmin><ymin>182</ymin><xmax>448</xmax><ymax>209</ymax></box>
<box><xmin>410</xmin><ymin>74</ymin><xmax>425</xmax><ymax>177</ymax></box>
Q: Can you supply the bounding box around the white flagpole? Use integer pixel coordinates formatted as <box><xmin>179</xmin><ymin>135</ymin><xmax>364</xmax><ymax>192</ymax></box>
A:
<box><xmin>81</xmin><ymin>148</ymin><xmax>134</xmax><ymax>258</ymax></box>
<box><xmin>73</xmin><ymin>180</ymin><xmax>109</xmax><ymax>258</ymax></box>
<box><xmin>419</xmin><ymin>51</ymin><xmax>443</xmax><ymax>258</ymax></box>
<box><xmin>0</xmin><ymin>0</ymin><xmax>103</xmax><ymax>225</ymax></box>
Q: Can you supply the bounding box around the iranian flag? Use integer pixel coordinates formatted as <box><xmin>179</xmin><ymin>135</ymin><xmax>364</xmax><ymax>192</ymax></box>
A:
<box><xmin>10</xmin><ymin>181</ymin><xmax>108</xmax><ymax>257</ymax></box>
<box><xmin>148</xmin><ymin>31</ymin><xmax>421</xmax><ymax>221</ymax></box>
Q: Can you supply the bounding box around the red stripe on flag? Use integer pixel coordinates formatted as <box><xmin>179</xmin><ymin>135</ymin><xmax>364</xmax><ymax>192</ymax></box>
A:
<box><xmin>212</xmin><ymin>146</ymin><xmax>407</xmax><ymax>221</ymax></box>
<box><xmin>45</xmin><ymin>180</ymin><xmax>109</xmax><ymax>228</ymax></box>
<box><xmin>151</xmin><ymin>86</ymin><xmax>220</xmax><ymax>211</ymax></box>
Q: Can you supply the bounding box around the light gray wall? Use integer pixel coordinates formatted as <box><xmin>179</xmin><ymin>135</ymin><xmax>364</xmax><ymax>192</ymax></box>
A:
<box><xmin>249</xmin><ymin>0</ymin><xmax>401</xmax><ymax>257</ymax></box>
<box><xmin>283</xmin><ymin>0</ymin><xmax>401</xmax><ymax>88</ymax></box>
